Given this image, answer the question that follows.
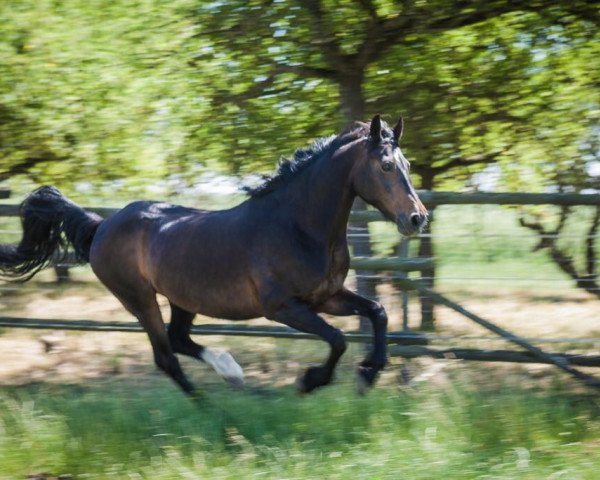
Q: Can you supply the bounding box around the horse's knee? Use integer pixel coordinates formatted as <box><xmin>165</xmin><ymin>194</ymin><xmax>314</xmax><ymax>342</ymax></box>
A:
<box><xmin>370</xmin><ymin>303</ymin><xmax>388</xmax><ymax>327</ymax></box>
<box><xmin>375</xmin><ymin>304</ymin><xmax>387</xmax><ymax>319</ymax></box>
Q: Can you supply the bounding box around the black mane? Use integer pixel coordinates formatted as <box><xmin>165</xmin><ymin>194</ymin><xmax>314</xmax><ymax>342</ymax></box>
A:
<box><xmin>245</xmin><ymin>134</ymin><xmax>338</xmax><ymax>197</ymax></box>
<box><xmin>246</xmin><ymin>121</ymin><xmax>394</xmax><ymax>197</ymax></box>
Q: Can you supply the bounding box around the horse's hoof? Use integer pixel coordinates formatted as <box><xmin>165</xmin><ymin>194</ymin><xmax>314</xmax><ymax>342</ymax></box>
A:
<box><xmin>224</xmin><ymin>375</ymin><xmax>245</xmax><ymax>390</ymax></box>
<box><xmin>356</xmin><ymin>365</ymin><xmax>379</xmax><ymax>395</ymax></box>
<box><xmin>296</xmin><ymin>365</ymin><xmax>331</xmax><ymax>394</ymax></box>
<box><xmin>243</xmin><ymin>385</ymin><xmax>278</xmax><ymax>397</ymax></box>
<box><xmin>295</xmin><ymin>375</ymin><xmax>308</xmax><ymax>396</ymax></box>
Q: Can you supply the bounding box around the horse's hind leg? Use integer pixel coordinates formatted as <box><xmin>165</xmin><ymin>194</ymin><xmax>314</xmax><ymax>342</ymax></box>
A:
<box><xmin>112</xmin><ymin>290</ymin><xmax>195</xmax><ymax>394</ymax></box>
<box><xmin>168</xmin><ymin>303</ymin><xmax>244</xmax><ymax>387</ymax></box>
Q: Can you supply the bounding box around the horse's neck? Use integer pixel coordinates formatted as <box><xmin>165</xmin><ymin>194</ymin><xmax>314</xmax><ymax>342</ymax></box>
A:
<box><xmin>283</xmin><ymin>146</ymin><xmax>358</xmax><ymax>247</ymax></box>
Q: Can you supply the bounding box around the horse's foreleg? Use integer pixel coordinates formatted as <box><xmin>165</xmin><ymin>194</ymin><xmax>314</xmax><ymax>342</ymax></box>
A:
<box><xmin>265</xmin><ymin>297</ymin><xmax>346</xmax><ymax>393</ymax></box>
<box><xmin>318</xmin><ymin>288</ymin><xmax>388</xmax><ymax>391</ymax></box>
<box><xmin>168</xmin><ymin>303</ymin><xmax>244</xmax><ymax>387</ymax></box>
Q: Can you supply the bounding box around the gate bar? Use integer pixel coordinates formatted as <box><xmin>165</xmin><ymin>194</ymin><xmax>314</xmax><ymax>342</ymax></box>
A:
<box><xmin>390</xmin><ymin>345</ymin><xmax>600</xmax><ymax>367</ymax></box>
<box><xmin>0</xmin><ymin>317</ymin><xmax>426</xmax><ymax>345</ymax></box>
<box><xmin>397</xmin><ymin>278</ymin><xmax>600</xmax><ymax>389</ymax></box>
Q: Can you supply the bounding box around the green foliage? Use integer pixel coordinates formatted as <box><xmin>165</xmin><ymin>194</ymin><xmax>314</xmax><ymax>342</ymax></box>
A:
<box><xmin>2</xmin><ymin>0</ymin><xmax>598</xmax><ymax>194</ymax></box>
<box><xmin>0</xmin><ymin>0</ymin><xmax>206</xmax><ymax>194</ymax></box>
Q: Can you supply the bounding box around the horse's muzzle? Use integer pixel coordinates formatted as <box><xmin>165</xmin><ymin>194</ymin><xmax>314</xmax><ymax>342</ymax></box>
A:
<box><xmin>396</xmin><ymin>212</ymin><xmax>428</xmax><ymax>237</ymax></box>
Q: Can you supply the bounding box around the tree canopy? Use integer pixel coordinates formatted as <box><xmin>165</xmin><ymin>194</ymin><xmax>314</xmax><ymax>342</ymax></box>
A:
<box><xmin>193</xmin><ymin>0</ymin><xmax>599</xmax><ymax>188</ymax></box>
<box><xmin>0</xmin><ymin>0</ymin><xmax>598</xmax><ymax>195</ymax></box>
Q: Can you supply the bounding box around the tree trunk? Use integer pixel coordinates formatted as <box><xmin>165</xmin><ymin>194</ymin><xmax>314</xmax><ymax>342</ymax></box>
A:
<box><xmin>418</xmin><ymin>171</ymin><xmax>436</xmax><ymax>330</ymax></box>
<box><xmin>339</xmin><ymin>72</ymin><xmax>365</xmax><ymax>124</ymax></box>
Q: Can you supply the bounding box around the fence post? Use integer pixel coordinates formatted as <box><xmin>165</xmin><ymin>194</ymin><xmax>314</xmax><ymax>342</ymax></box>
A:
<box><xmin>54</xmin><ymin>264</ymin><xmax>71</xmax><ymax>283</ymax></box>
<box><xmin>350</xmin><ymin>199</ymin><xmax>378</xmax><ymax>341</ymax></box>
<box><xmin>418</xmin><ymin>207</ymin><xmax>435</xmax><ymax>330</ymax></box>
<box><xmin>393</xmin><ymin>237</ymin><xmax>410</xmax><ymax>331</ymax></box>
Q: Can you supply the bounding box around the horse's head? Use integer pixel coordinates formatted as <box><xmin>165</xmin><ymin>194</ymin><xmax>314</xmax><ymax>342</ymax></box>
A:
<box><xmin>351</xmin><ymin>115</ymin><xmax>428</xmax><ymax>236</ymax></box>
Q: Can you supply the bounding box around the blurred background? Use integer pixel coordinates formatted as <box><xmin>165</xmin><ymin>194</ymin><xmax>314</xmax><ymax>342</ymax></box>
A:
<box><xmin>1</xmin><ymin>1</ymin><xmax>600</xmax><ymax>478</ymax></box>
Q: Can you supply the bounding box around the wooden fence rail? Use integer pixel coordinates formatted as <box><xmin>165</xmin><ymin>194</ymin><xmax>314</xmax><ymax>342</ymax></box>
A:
<box><xmin>1</xmin><ymin>191</ymin><xmax>599</xmax><ymax>220</ymax></box>
<box><xmin>390</xmin><ymin>346</ymin><xmax>600</xmax><ymax>367</ymax></box>
<box><xmin>0</xmin><ymin>316</ymin><xmax>426</xmax><ymax>344</ymax></box>
<box><xmin>46</xmin><ymin>252</ymin><xmax>430</xmax><ymax>273</ymax></box>
<box><xmin>396</xmin><ymin>278</ymin><xmax>600</xmax><ymax>389</ymax></box>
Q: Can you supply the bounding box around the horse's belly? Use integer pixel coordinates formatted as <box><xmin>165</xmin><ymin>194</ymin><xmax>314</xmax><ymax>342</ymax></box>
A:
<box><xmin>156</xmin><ymin>277</ymin><xmax>263</xmax><ymax>320</ymax></box>
<box><xmin>145</xmin><ymin>228</ymin><xmax>264</xmax><ymax>319</ymax></box>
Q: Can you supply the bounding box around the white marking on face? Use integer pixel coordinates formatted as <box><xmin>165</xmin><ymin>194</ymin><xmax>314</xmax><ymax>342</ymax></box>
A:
<box><xmin>201</xmin><ymin>348</ymin><xmax>244</xmax><ymax>386</ymax></box>
<box><xmin>393</xmin><ymin>147</ymin><xmax>410</xmax><ymax>171</ymax></box>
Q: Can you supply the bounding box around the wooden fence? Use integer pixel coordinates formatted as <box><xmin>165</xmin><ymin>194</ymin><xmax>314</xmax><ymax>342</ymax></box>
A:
<box><xmin>1</xmin><ymin>191</ymin><xmax>600</xmax><ymax>388</ymax></box>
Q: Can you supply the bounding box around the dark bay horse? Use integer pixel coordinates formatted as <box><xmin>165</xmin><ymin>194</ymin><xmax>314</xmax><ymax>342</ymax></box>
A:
<box><xmin>0</xmin><ymin>115</ymin><xmax>427</xmax><ymax>394</ymax></box>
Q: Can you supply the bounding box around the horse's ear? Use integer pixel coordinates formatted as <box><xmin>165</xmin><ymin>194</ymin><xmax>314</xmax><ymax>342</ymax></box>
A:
<box><xmin>393</xmin><ymin>116</ymin><xmax>404</xmax><ymax>142</ymax></box>
<box><xmin>369</xmin><ymin>114</ymin><xmax>382</xmax><ymax>144</ymax></box>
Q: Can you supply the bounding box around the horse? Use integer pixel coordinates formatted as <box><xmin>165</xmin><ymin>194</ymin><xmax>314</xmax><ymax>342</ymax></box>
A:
<box><xmin>0</xmin><ymin>115</ymin><xmax>427</xmax><ymax>395</ymax></box>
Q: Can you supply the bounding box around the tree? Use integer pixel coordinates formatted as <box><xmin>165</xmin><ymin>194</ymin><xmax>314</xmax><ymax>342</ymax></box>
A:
<box><xmin>1</xmin><ymin>0</ymin><xmax>598</xmax><ymax>323</ymax></box>
<box><xmin>519</xmin><ymin>130</ymin><xmax>600</xmax><ymax>299</ymax></box>
<box><xmin>0</xmin><ymin>0</ymin><xmax>204</xmax><ymax>196</ymax></box>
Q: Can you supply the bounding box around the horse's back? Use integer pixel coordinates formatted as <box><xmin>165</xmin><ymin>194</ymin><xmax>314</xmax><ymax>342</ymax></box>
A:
<box><xmin>145</xmin><ymin>203</ymin><xmax>265</xmax><ymax>317</ymax></box>
<box><xmin>91</xmin><ymin>200</ymin><xmax>203</xmax><ymax>252</ymax></box>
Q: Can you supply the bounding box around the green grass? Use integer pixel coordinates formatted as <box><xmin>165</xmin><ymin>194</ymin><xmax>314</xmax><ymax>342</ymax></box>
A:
<box><xmin>1</xmin><ymin>369</ymin><xmax>600</xmax><ymax>479</ymax></box>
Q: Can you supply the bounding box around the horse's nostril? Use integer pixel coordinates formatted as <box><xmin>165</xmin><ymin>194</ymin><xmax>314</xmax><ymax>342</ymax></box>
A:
<box><xmin>410</xmin><ymin>213</ymin><xmax>423</xmax><ymax>228</ymax></box>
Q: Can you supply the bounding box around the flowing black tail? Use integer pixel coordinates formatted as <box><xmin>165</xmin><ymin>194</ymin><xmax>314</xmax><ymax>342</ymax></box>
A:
<box><xmin>0</xmin><ymin>186</ymin><xmax>103</xmax><ymax>281</ymax></box>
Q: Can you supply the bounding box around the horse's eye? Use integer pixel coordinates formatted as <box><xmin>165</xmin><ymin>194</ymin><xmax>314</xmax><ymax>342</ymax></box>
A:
<box><xmin>381</xmin><ymin>161</ymin><xmax>394</xmax><ymax>172</ymax></box>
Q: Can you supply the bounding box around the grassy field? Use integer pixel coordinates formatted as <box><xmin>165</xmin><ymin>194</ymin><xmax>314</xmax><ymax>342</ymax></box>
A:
<box><xmin>1</xmin><ymin>362</ymin><xmax>600</xmax><ymax>479</ymax></box>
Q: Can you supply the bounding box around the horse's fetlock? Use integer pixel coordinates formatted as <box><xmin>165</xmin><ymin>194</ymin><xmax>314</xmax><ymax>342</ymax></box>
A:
<box><xmin>299</xmin><ymin>365</ymin><xmax>333</xmax><ymax>393</ymax></box>
<box><xmin>154</xmin><ymin>352</ymin><xmax>177</xmax><ymax>373</ymax></box>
